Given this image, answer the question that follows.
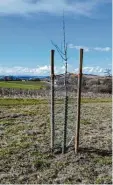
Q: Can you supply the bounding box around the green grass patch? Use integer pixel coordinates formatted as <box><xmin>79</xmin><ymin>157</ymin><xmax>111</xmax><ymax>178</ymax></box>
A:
<box><xmin>0</xmin><ymin>119</ymin><xmax>15</xmax><ymax>125</ymax></box>
<box><xmin>0</xmin><ymin>81</ymin><xmax>46</xmax><ymax>90</ymax></box>
<box><xmin>5</xmin><ymin>124</ymin><xmax>33</xmax><ymax>134</ymax></box>
<box><xmin>0</xmin><ymin>98</ymin><xmax>48</xmax><ymax>106</ymax></box>
<box><xmin>81</xmin><ymin>98</ymin><xmax>112</xmax><ymax>103</ymax></box>
<box><xmin>31</xmin><ymin>151</ymin><xmax>54</xmax><ymax>159</ymax></box>
<box><xmin>81</xmin><ymin>119</ymin><xmax>91</xmax><ymax>125</ymax></box>
<box><xmin>0</xmin><ymin>141</ymin><xmax>31</xmax><ymax>157</ymax></box>
<box><xmin>94</xmin><ymin>156</ymin><xmax>112</xmax><ymax>165</ymax></box>
<box><xmin>31</xmin><ymin>151</ymin><xmax>52</xmax><ymax>169</ymax></box>
<box><xmin>95</xmin><ymin>176</ymin><xmax>112</xmax><ymax>184</ymax></box>
<box><xmin>0</xmin><ymin>97</ymin><xmax>111</xmax><ymax>106</ymax></box>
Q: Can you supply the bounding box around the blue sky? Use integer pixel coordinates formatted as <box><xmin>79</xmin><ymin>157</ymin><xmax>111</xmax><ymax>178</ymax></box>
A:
<box><xmin>0</xmin><ymin>0</ymin><xmax>112</xmax><ymax>75</ymax></box>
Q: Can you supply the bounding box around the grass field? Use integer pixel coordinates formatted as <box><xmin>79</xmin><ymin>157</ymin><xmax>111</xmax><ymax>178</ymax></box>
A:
<box><xmin>0</xmin><ymin>97</ymin><xmax>112</xmax><ymax>184</ymax></box>
<box><xmin>0</xmin><ymin>97</ymin><xmax>111</xmax><ymax>105</ymax></box>
<box><xmin>0</xmin><ymin>81</ymin><xmax>46</xmax><ymax>90</ymax></box>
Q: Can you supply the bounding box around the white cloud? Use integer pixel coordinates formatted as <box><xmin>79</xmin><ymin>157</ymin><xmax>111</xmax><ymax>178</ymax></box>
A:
<box><xmin>68</xmin><ymin>44</ymin><xmax>90</xmax><ymax>52</ymax></box>
<box><xmin>68</xmin><ymin>44</ymin><xmax>111</xmax><ymax>52</ymax></box>
<box><xmin>0</xmin><ymin>65</ymin><xmax>49</xmax><ymax>75</ymax></box>
<box><xmin>74</xmin><ymin>66</ymin><xmax>106</xmax><ymax>75</ymax></box>
<box><xmin>0</xmin><ymin>65</ymin><xmax>108</xmax><ymax>76</ymax></box>
<box><xmin>0</xmin><ymin>65</ymin><xmax>66</xmax><ymax>76</ymax></box>
<box><xmin>0</xmin><ymin>0</ymin><xmax>111</xmax><ymax>17</ymax></box>
<box><xmin>93</xmin><ymin>47</ymin><xmax>111</xmax><ymax>52</ymax></box>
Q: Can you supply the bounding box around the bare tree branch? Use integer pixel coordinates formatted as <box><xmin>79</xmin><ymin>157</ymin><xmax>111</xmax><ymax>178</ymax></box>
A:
<box><xmin>51</xmin><ymin>11</ymin><xmax>68</xmax><ymax>64</ymax></box>
<box><xmin>51</xmin><ymin>40</ymin><xmax>65</xmax><ymax>56</ymax></box>
<box><xmin>104</xmin><ymin>68</ymin><xmax>111</xmax><ymax>77</ymax></box>
<box><xmin>51</xmin><ymin>40</ymin><xmax>66</xmax><ymax>61</ymax></box>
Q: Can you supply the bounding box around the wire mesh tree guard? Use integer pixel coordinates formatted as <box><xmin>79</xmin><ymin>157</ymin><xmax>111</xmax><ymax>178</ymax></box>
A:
<box><xmin>50</xmin><ymin>48</ymin><xmax>84</xmax><ymax>154</ymax></box>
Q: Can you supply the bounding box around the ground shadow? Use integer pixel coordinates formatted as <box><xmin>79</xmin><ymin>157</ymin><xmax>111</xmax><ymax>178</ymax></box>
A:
<box><xmin>78</xmin><ymin>147</ymin><xmax>112</xmax><ymax>156</ymax></box>
<box><xmin>45</xmin><ymin>146</ymin><xmax>112</xmax><ymax>156</ymax></box>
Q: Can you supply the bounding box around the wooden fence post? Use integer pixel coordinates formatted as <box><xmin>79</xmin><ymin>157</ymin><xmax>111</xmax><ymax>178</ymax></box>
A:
<box><xmin>62</xmin><ymin>60</ymin><xmax>68</xmax><ymax>154</ymax></box>
<box><xmin>50</xmin><ymin>50</ymin><xmax>55</xmax><ymax>152</ymax></box>
<box><xmin>75</xmin><ymin>48</ymin><xmax>84</xmax><ymax>153</ymax></box>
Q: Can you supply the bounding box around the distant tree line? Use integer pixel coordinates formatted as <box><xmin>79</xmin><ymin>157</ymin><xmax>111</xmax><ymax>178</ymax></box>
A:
<box><xmin>0</xmin><ymin>76</ymin><xmax>41</xmax><ymax>81</ymax></box>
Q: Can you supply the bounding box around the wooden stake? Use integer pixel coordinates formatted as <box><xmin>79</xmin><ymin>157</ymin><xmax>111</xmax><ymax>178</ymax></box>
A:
<box><xmin>50</xmin><ymin>50</ymin><xmax>55</xmax><ymax>152</ymax></box>
<box><xmin>75</xmin><ymin>48</ymin><xmax>84</xmax><ymax>153</ymax></box>
<box><xmin>62</xmin><ymin>94</ymin><xmax>68</xmax><ymax>154</ymax></box>
<box><xmin>62</xmin><ymin>59</ymin><xmax>68</xmax><ymax>154</ymax></box>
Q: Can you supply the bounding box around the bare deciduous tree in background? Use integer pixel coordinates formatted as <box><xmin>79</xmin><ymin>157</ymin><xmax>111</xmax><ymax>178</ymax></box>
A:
<box><xmin>104</xmin><ymin>68</ymin><xmax>112</xmax><ymax>77</ymax></box>
<box><xmin>51</xmin><ymin>11</ymin><xmax>68</xmax><ymax>153</ymax></box>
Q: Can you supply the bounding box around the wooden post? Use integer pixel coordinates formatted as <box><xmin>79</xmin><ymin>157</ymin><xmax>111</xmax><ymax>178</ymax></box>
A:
<box><xmin>62</xmin><ymin>60</ymin><xmax>68</xmax><ymax>154</ymax></box>
<box><xmin>62</xmin><ymin>95</ymin><xmax>68</xmax><ymax>154</ymax></box>
<box><xmin>51</xmin><ymin>50</ymin><xmax>55</xmax><ymax>152</ymax></box>
<box><xmin>75</xmin><ymin>48</ymin><xmax>84</xmax><ymax>153</ymax></box>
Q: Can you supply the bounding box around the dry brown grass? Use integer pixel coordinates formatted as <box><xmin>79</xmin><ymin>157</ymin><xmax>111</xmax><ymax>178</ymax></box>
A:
<box><xmin>0</xmin><ymin>98</ymin><xmax>112</xmax><ymax>184</ymax></box>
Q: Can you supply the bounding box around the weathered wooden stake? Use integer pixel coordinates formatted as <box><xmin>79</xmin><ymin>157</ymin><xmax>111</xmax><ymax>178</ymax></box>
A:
<box><xmin>62</xmin><ymin>60</ymin><xmax>68</xmax><ymax>154</ymax></box>
<box><xmin>75</xmin><ymin>48</ymin><xmax>84</xmax><ymax>153</ymax></box>
<box><xmin>51</xmin><ymin>50</ymin><xmax>55</xmax><ymax>152</ymax></box>
<box><xmin>62</xmin><ymin>94</ymin><xmax>68</xmax><ymax>154</ymax></box>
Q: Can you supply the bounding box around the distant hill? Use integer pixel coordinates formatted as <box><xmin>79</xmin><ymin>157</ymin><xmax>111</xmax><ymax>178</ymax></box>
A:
<box><xmin>0</xmin><ymin>75</ymin><xmax>49</xmax><ymax>80</ymax></box>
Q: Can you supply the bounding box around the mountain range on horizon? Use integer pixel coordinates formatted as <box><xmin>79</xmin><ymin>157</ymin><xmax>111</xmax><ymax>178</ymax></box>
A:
<box><xmin>0</xmin><ymin>73</ymin><xmax>109</xmax><ymax>80</ymax></box>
